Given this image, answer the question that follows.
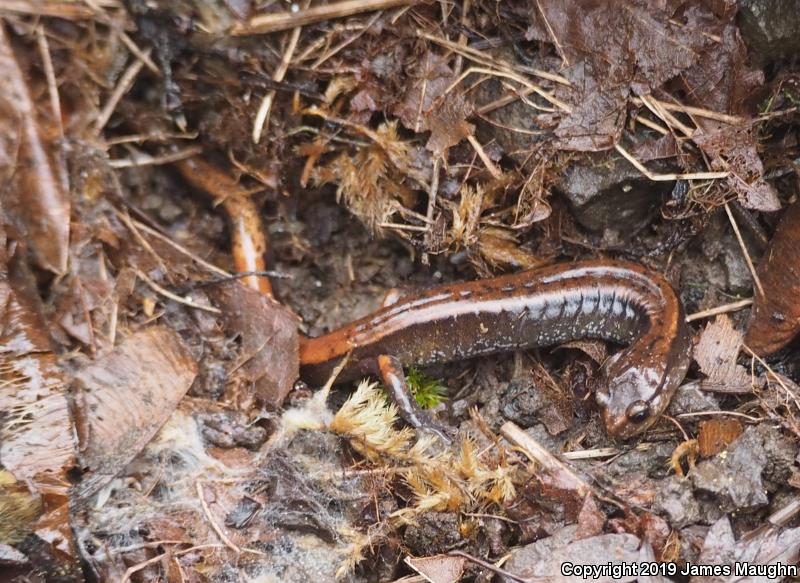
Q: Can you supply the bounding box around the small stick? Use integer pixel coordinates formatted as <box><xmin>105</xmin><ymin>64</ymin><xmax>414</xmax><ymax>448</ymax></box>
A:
<box><xmin>477</xmin><ymin>86</ymin><xmax>537</xmax><ymax>115</ymax></box>
<box><xmin>311</xmin><ymin>11</ymin><xmax>380</xmax><ymax>69</ymax></box>
<box><xmin>615</xmin><ymin>144</ymin><xmax>728</xmax><ymax>181</ymax></box>
<box><xmin>108</xmin><ymin>145</ymin><xmax>203</xmax><ymax>168</ymax></box>
<box><xmin>639</xmin><ymin>94</ymin><xmax>694</xmax><ymax>137</ymax></box>
<box><xmin>685</xmin><ymin>298</ymin><xmax>754</xmax><ymax>322</ymax></box>
<box><xmin>119</xmin><ymin>31</ymin><xmax>159</xmax><ymax>75</ymax></box>
<box><xmin>114</xmin><ymin>209</ymin><xmax>230</xmax><ymax>278</ymax></box>
<box><xmin>252</xmin><ymin>0</ymin><xmax>307</xmax><ymax>143</ymax></box>
<box><xmin>533</xmin><ymin>0</ymin><xmax>567</xmax><ymax>66</ymax></box>
<box><xmin>233</xmin><ymin>0</ymin><xmax>414</xmax><ymax>35</ymax></box>
<box><xmin>136</xmin><ymin>269</ymin><xmax>222</xmax><ymax>314</ymax></box>
<box><xmin>93</xmin><ymin>50</ymin><xmax>150</xmax><ymax>134</ymax></box>
<box><xmin>419</xmin><ymin>30</ymin><xmax>571</xmax><ymax>87</ymax></box>
<box><xmin>634</xmin><ymin>114</ymin><xmax>670</xmax><ymax>136</ymax></box>
<box><xmin>501</xmin><ymin>421</ymin><xmax>591</xmax><ymax>498</ymax></box>
<box><xmin>35</xmin><ymin>26</ymin><xmax>63</xmax><ymax>140</ymax></box>
<box><xmin>631</xmin><ymin>96</ymin><xmax>742</xmax><ymax>125</ymax></box>
<box><xmin>467</xmin><ymin>134</ymin><xmax>502</xmax><ymax>179</ymax></box>
<box><xmin>724</xmin><ymin>203</ymin><xmax>764</xmax><ymax>297</ymax></box>
<box><xmin>676</xmin><ymin>411</ymin><xmax>762</xmax><ymax>422</ymax></box>
<box><xmin>444</xmin><ymin>66</ymin><xmax>571</xmax><ymax>113</ymax></box>
<box><xmin>378</xmin><ymin>222</ymin><xmax>429</xmax><ymax>232</ymax></box>
<box><xmin>196</xmin><ymin>481</ymin><xmax>241</xmax><ymax>554</ymax></box>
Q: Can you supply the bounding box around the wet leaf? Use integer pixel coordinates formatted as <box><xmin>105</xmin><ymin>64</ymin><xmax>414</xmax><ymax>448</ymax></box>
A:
<box><xmin>694</xmin><ymin>315</ymin><xmax>751</xmax><ymax>393</ymax></box>
<box><xmin>744</xmin><ymin>201</ymin><xmax>800</xmax><ymax>354</ymax></box>
<box><xmin>0</xmin><ymin>25</ymin><xmax>69</xmax><ymax>274</ymax></box>
<box><xmin>72</xmin><ymin>327</ymin><xmax>197</xmax><ymax>499</ymax></box>
<box><xmin>209</xmin><ymin>282</ymin><xmax>299</xmax><ymax>409</ymax></box>
<box><xmin>0</xmin><ymin>246</ymin><xmax>73</xmax><ymax>494</ymax></box>
<box><xmin>405</xmin><ymin>553</ymin><xmax>466</xmax><ymax>583</ymax></box>
<box><xmin>697</xmin><ymin>418</ymin><xmax>744</xmax><ymax>458</ymax></box>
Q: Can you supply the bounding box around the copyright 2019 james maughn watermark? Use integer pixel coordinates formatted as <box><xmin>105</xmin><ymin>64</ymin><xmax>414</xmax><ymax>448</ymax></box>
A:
<box><xmin>561</xmin><ymin>560</ymin><xmax>798</xmax><ymax>579</ymax></box>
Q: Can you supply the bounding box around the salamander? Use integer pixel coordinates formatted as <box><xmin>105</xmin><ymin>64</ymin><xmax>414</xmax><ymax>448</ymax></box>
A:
<box><xmin>299</xmin><ymin>260</ymin><xmax>692</xmax><ymax>440</ymax></box>
<box><xmin>175</xmin><ymin>158</ymin><xmax>692</xmax><ymax>440</ymax></box>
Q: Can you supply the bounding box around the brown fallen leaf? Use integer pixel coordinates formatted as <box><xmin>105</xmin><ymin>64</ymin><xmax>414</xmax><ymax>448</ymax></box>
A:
<box><xmin>679</xmin><ymin>22</ymin><xmax>779</xmax><ymax>211</ymax></box>
<box><xmin>744</xmin><ymin>201</ymin><xmax>800</xmax><ymax>355</ymax></box>
<box><xmin>392</xmin><ymin>50</ymin><xmax>474</xmax><ymax>157</ymax></box>
<box><xmin>71</xmin><ymin>326</ymin><xmax>197</xmax><ymax>499</ymax></box>
<box><xmin>0</xmin><ymin>24</ymin><xmax>69</xmax><ymax>274</ymax></box>
<box><xmin>0</xmin><ymin>246</ymin><xmax>73</xmax><ymax>494</ymax></box>
<box><xmin>528</xmin><ymin>0</ymin><xmax>711</xmax><ymax>152</ymax></box>
<box><xmin>209</xmin><ymin>282</ymin><xmax>299</xmax><ymax>409</ymax></box>
<box><xmin>694</xmin><ymin>315</ymin><xmax>751</xmax><ymax>393</ymax></box>
<box><xmin>697</xmin><ymin>418</ymin><xmax>743</xmax><ymax>458</ymax></box>
<box><xmin>405</xmin><ymin>553</ymin><xmax>466</xmax><ymax>583</ymax></box>
<box><xmin>574</xmin><ymin>494</ymin><xmax>605</xmax><ymax>540</ymax></box>
<box><xmin>692</xmin><ymin>123</ymin><xmax>779</xmax><ymax>212</ymax></box>
<box><xmin>0</xmin><ymin>242</ymin><xmax>78</xmax><ymax>579</ymax></box>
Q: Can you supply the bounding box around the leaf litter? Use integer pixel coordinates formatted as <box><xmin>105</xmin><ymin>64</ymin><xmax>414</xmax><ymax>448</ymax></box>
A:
<box><xmin>0</xmin><ymin>0</ymin><xmax>799</xmax><ymax>581</ymax></box>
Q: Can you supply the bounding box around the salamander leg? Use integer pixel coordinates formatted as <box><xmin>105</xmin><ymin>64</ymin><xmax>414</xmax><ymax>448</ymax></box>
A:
<box><xmin>377</xmin><ymin>355</ymin><xmax>452</xmax><ymax>443</ymax></box>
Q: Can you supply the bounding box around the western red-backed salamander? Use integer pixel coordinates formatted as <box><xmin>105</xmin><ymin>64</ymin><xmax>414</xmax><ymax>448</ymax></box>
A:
<box><xmin>299</xmin><ymin>260</ymin><xmax>692</xmax><ymax>440</ymax></box>
<box><xmin>176</xmin><ymin>159</ymin><xmax>692</xmax><ymax>440</ymax></box>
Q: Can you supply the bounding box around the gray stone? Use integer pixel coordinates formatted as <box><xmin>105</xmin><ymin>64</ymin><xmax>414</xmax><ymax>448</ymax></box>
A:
<box><xmin>738</xmin><ymin>0</ymin><xmax>800</xmax><ymax>66</ymax></box>
<box><xmin>555</xmin><ymin>155</ymin><xmax>672</xmax><ymax>237</ymax></box>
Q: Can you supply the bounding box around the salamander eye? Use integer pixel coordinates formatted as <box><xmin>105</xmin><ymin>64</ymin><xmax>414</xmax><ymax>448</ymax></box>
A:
<box><xmin>626</xmin><ymin>400</ymin><xmax>651</xmax><ymax>424</ymax></box>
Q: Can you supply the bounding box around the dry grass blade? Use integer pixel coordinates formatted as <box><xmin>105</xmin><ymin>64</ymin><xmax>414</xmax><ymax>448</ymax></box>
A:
<box><xmin>615</xmin><ymin>144</ymin><xmax>729</xmax><ymax>181</ymax></box>
<box><xmin>686</xmin><ymin>298</ymin><xmax>754</xmax><ymax>322</ymax></box>
<box><xmin>232</xmin><ymin>0</ymin><xmax>415</xmax><ymax>35</ymax></box>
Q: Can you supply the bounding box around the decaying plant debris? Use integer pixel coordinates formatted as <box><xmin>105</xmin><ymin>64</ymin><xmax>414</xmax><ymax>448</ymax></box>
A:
<box><xmin>1</xmin><ymin>0</ymin><xmax>800</xmax><ymax>581</ymax></box>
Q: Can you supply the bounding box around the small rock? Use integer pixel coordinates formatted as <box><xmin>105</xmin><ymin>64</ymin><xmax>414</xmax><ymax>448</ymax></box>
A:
<box><xmin>403</xmin><ymin>512</ymin><xmax>463</xmax><ymax>555</ymax></box>
<box><xmin>556</xmin><ymin>154</ymin><xmax>672</xmax><ymax>237</ymax></box>
<box><xmin>652</xmin><ymin>475</ymin><xmax>702</xmax><ymax>528</ymax></box>
<box><xmin>505</xmin><ymin>526</ymin><xmax>657</xmax><ymax>581</ymax></box>
<box><xmin>689</xmin><ymin>425</ymin><xmax>788</xmax><ymax>513</ymax></box>
<box><xmin>737</xmin><ymin>0</ymin><xmax>800</xmax><ymax>67</ymax></box>
<box><xmin>666</xmin><ymin>381</ymin><xmax>720</xmax><ymax>416</ymax></box>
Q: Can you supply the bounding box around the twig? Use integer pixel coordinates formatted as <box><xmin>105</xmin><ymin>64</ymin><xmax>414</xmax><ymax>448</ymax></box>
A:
<box><xmin>311</xmin><ymin>11</ymin><xmax>380</xmax><ymax>69</ymax></box>
<box><xmin>685</xmin><ymin>298</ymin><xmax>754</xmax><ymax>322</ymax></box>
<box><xmin>634</xmin><ymin>114</ymin><xmax>670</xmax><ymax>136</ymax></box>
<box><xmin>467</xmin><ymin>134</ymin><xmax>502</xmax><ymax>179</ymax></box>
<box><xmin>452</xmin><ymin>0</ymin><xmax>470</xmax><ymax>75</ymax></box>
<box><xmin>447</xmin><ymin>550</ymin><xmax>545</xmax><ymax>583</ymax></box>
<box><xmin>742</xmin><ymin>344</ymin><xmax>800</xmax><ymax>410</ymax></box>
<box><xmin>631</xmin><ymin>96</ymin><xmax>742</xmax><ymax>125</ymax></box>
<box><xmin>724</xmin><ymin>203</ymin><xmax>764</xmax><ymax>297</ymax></box>
<box><xmin>36</xmin><ymin>26</ymin><xmax>63</xmax><ymax>140</ymax></box>
<box><xmin>615</xmin><ymin>144</ymin><xmax>728</xmax><ymax>181</ymax></box>
<box><xmin>419</xmin><ymin>30</ymin><xmax>571</xmax><ymax>87</ymax></box>
<box><xmin>639</xmin><ymin>94</ymin><xmax>694</xmax><ymax>137</ymax></box>
<box><xmin>113</xmin><ymin>209</ymin><xmax>230</xmax><ymax>278</ymax></box>
<box><xmin>533</xmin><ymin>0</ymin><xmax>567</xmax><ymax>66</ymax></box>
<box><xmin>676</xmin><ymin>411</ymin><xmax>762</xmax><ymax>422</ymax></box>
<box><xmin>501</xmin><ymin>421</ymin><xmax>591</xmax><ymax>498</ymax></box>
<box><xmin>444</xmin><ymin>66</ymin><xmax>571</xmax><ymax>113</ymax></box>
<box><xmin>136</xmin><ymin>269</ymin><xmax>222</xmax><ymax>314</ymax></box>
<box><xmin>93</xmin><ymin>50</ymin><xmax>150</xmax><ymax>135</ymax></box>
<box><xmin>115</xmin><ymin>209</ymin><xmax>170</xmax><ymax>277</ymax></box>
<box><xmin>108</xmin><ymin>145</ymin><xmax>203</xmax><ymax>168</ymax></box>
<box><xmin>196</xmin><ymin>480</ymin><xmax>241</xmax><ymax>554</ymax></box>
<box><xmin>121</xmin><ymin>545</ymin><xmax>224</xmax><ymax>583</ymax></box>
<box><xmin>477</xmin><ymin>85</ymin><xmax>537</xmax><ymax>115</ymax></box>
<box><xmin>252</xmin><ymin>0</ymin><xmax>307</xmax><ymax>143</ymax></box>
<box><xmin>119</xmin><ymin>31</ymin><xmax>159</xmax><ymax>75</ymax></box>
<box><xmin>0</xmin><ymin>0</ymin><xmax>96</xmax><ymax>19</ymax></box>
<box><xmin>232</xmin><ymin>0</ymin><xmax>414</xmax><ymax>35</ymax></box>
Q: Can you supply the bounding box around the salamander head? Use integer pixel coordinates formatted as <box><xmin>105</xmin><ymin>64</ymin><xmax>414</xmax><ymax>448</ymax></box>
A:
<box><xmin>595</xmin><ymin>347</ymin><xmax>684</xmax><ymax>440</ymax></box>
